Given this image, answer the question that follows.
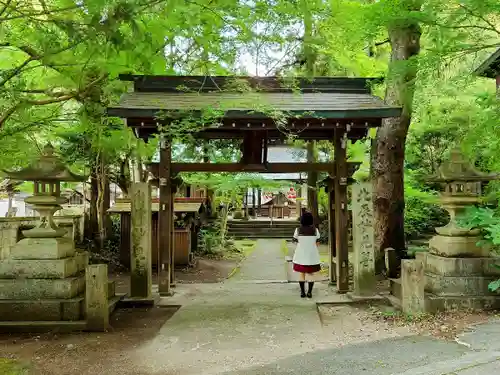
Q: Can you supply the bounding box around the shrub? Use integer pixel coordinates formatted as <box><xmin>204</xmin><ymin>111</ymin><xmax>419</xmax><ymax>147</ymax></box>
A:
<box><xmin>459</xmin><ymin>206</ymin><xmax>500</xmax><ymax>292</ymax></box>
<box><xmin>404</xmin><ymin>185</ymin><xmax>448</xmax><ymax>240</ymax></box>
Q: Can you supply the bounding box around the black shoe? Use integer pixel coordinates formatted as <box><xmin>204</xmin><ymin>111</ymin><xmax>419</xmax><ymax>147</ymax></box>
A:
<box><xmin>299</xmin><ymin>281</ymin><xmax>306</xmax><ymax>298</ymax></box>
<box><xmin>307</xmin><ymin>282</ymin><xmax>314</xmax><ymax>298</ymax></box>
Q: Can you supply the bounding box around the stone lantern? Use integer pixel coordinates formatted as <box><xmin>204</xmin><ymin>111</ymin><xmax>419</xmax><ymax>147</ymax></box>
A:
<box><xmin>0</xmin><ymin>144</ymin><xmax>89</xmax><ymax>322</ymax></box>
<box><xmin>426</xmin><ymin>148</ymin><xmax>498</xmax><ymax>257</ymax></box>
<box><xmin>422</xmin><ymin>148</ymin><xmax>500</xmax><ymax>312</ymax></box>
<box><xmin>2</xmin><ymin>143</ymin><xmax>86</xmax><ymax>238</ymax></box>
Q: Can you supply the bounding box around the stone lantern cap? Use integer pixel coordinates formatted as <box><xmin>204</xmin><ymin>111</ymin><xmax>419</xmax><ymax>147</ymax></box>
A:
<box><xmin>426</xmin><ymin>148</ymin><xmax>499</xmax><ymax>183</ymax></box>
<box><xmin>2</xmin><ymin>143</ymin><xmax>86</xmax><ymax>182</ymax></box>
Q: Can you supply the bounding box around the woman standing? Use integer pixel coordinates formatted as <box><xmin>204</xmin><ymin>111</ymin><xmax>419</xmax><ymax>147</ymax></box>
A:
<box><xmin>292</xmin><ymin>212</ymin><xmax>321</xmax><ymax>298</ymax></box>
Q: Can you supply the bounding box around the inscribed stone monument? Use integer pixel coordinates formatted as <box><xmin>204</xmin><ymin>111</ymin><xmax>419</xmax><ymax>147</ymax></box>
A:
<box><xmin>351</xmin><ymin>182</ymin><xmax>376</xmax><ymax>296</ymax></box>
<box><xmin>130</xmin><ymin>182</ymin><xmax>152</xmax><ymax>298</ymax></box>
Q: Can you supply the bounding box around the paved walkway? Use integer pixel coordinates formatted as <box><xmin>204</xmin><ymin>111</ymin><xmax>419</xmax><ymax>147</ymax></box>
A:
<box><xmin>229</xmin><ymin>239</ymin><xmax>287</xmax><ymax>282</ymax></box>
<box><xmin>119</xmin><ymin>282</ymin><xmax>410</xmax><ymax>375</ymax></box>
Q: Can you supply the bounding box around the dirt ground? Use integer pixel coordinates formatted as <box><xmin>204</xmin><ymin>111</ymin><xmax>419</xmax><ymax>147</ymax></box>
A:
<box><xmin>174</xmin><ymin>257</ymin><xmax>240</xmax><ymax>283</ymax></box>
<box><xmin>321</xmin><ymin>303</ymin><xmax>497</xmax><ymax>341</ymax></box>
<box><xmin>0</xmin><ymin>307</ymin><xmax>178</xmax><ymax>375</ymax></box>
<box><xmin>110</xmin><ymin>256</ymin><xmax>240</xmax><ymax>294</ymax></box>
<box><xmin>368</xmin><ymin>306</ymin><xmax>498</xmax><ymax>340</ymax></box>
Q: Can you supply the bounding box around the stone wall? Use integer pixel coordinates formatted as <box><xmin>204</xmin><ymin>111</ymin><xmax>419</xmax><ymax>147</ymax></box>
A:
<box><xmin>0</xmin><ymin>215</ymin><xmax>82</xmax><ymax>259</ymax></box>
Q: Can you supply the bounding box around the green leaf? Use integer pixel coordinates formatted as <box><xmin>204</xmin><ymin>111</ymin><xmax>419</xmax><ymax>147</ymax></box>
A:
<box><xmin>488</xmin><ymin>279</ymin><xmax>500</xmax><ymax>293</ymax></box>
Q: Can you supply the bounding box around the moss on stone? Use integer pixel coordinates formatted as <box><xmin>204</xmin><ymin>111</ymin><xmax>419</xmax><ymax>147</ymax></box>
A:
<box><xmin>0</xmin><ymin>358</ymin><xmax>30</xmax><ymax>375</ymax></box>
<box><xmin>354</xmin><ymin>269</ymin><xmax>376</xmax><ymax>295</ymax></box>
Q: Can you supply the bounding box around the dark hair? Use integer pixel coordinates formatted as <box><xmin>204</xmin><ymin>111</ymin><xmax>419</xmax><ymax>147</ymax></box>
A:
<box><xmin>300</xmin><ymin>212</ymin><xmax>314</xmax><ymax>227</ymax></box>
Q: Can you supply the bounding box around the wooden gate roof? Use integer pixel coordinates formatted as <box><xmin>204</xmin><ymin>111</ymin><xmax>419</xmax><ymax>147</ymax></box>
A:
<box><xmin>107</xmin><ymin>75</ymin><xmax>401</xmax><ymax>141</ymax></box>
<box><xmin>474</xmin><ymin>48</ymin><xmax>500</xmax><ymax>78</ymax></box>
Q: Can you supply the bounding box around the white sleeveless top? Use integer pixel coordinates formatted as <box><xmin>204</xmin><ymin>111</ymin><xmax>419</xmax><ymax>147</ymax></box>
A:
<box><xmin>292</xmin><ymin>228</ymin><xmax>321</xmax><ymax>266</ymax></box>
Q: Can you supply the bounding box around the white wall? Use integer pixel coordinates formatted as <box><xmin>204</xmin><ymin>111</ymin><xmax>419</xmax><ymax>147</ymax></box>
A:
<box><xmin>0</xmin><ymin>195</ymin><xmax>34</xmax><ymax>217</ymax></box>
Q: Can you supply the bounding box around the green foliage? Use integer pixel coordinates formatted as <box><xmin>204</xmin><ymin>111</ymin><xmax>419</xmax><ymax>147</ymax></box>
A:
<box><xmin>404</xmin><ymin>175</ymin><xmax>447</xmax><ymax>240</ymax></box>
<box><xmin>459</xmin><ymin>207</ymin><xmax>500</xmax><ymax>247</ymax></box>
<box><xmin>459</xmin><ymin>206</ymin><xmax>500</xmax><ymax>292</ymax></box>
<box><xmin>79</xmin><ymin>216</ymin><xmax>123</xmax><ymax>269</ymax></box>
<box><xmin>0</xmin><ymin>358</ymin><xmax>29</xmax><ymax>375</ymax></box>
<box><xmin>199</xmin><ymin>225</ymin><xmax>224</xmax><ymax>256</ymax></box>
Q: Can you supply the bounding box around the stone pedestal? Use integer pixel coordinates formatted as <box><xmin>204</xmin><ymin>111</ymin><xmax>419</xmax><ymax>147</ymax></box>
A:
<box><xmin>351</xmin><ymin>182</ymin><xmax>376</xmax><ymax>296</ymax></box>
<box><xmin>129</xmin><ymin>182</ymin><xmax>152</xmax><ymax>299</ymax></box>
<box><xmin>425</xmin><ymin>238</ymin><xmax>500</xmax><ymax>312</ymax></box>
<box><xmin>0</xmin><ymin>236</ymin><xmax>88</xmax><ymax>321</ymax></box>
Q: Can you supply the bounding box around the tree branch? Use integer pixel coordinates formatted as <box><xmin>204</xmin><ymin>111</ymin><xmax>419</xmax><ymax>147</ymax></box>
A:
<box><xmin>456</xmin><ymin>3</ymin><xmax>500</xmax><ymax>36</ymax></box>
<box><xmin>0</xmin><ymin>73</ymin><xmax>108</xmax><ymax>128</ymax></box>
<box><xmin>0</xmin><ymin>103</ymin><xmax>20</xmax><ymax>128</ymax></box>
<box><xmin>0</xmin><ymin>4</ymin><xmax>79</xmax><ymax>22</ymax></box>
<box><xmin>374</xmin><ymin>39</ymin><xmax>390</xmax><ymax>47</ymax></box>
<box><xmin>0</xmin><ymin>41</ymin><xmax>84</xmax><ymax>87</ymax></box>
<box><xmin>0</xmin><ymin>56</ymin><xmax>34</xmax><ymax>87</ymax></box>
<box><xmin>0</xmin><ymin>0</ymin><xmax>12</xmax><ymax>18</ymax></box>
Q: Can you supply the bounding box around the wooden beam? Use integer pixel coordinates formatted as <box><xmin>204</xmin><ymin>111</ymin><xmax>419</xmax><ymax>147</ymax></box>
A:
<box><xmin>334</xmin><ymin>128</ymin><xmax>349</xmax><ymax>294</ymax></box>
<box><xmin>132</xmin><ymin>125</ymin><xmax>370</xmax><ymax>142</ymax></box>
<box><xmin>170</xmin><ymin>191</ymin><xmax>175</xmax><ymax>286</ymax></box>
<box><xmin>148</xmin><ymin>162</ymin><xmax>360</xmax><ymax>175</ymax></box>
<box><xmin>328</xmin><ymin>180</ymin><xmax>337</xmax><ymax>284</ymax></box>
<box><xmin>158</xmin><ymin>140</ymin><xmax>173</xmax><ymax>296</ymax></box>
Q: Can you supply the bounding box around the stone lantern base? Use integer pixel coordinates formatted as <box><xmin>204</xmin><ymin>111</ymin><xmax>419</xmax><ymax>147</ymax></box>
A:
<box><xmin>0</xmin><ymin>237</ymin><xmax>89</xmax><ymax>321</ymax></box>
<box><xmin>423</xmin><ymin>236</ymin><xmax>500</xmax><ymax>312</ymax></box>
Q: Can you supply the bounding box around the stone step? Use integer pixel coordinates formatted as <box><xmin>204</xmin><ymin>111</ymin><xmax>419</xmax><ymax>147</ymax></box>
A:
<box><xmin>425</xmin><ymin>293</ymin><xmax>500</xmax><ymax>312</ymax></box>
<box><xmin>108</xmin><ymin>293</ymin><xmax>126</xmax><ymax>316</ymax></box>
<box><xmin>0</xmin><ymin>320</ymin><xmax>87</xmax><ymax>333</ymax></box>
<box><xmin>228</xmin><ymin>228</ymin><xmax>294</xmax><ymax>232</ymax></box>
<box><xmin>228</xmin><ymin>221</ymin><xmax>297</xmax><ymax>227</ymax></box>
<box><xmin>227</xmin><ymin>225</ymin><xmax>296</xmax><ymax>230</ymax></box>
<box><xmin>386</xmin><ymin>294</ymin><xmax>402</xmax><ymax>310</ymax></box>
<box><xmin>0</xmin><ymin>297</ymin><xmax>84</xmax><ymax>321</ymax></box>
<box><xmin>227</xmin><ymin>231</ymin><xmax>294</xmax><ymax>236</ymax></box>
<box><xmin>0</xmin><ymin>273</ymin><xmax>85</xmax><ymax>299</ymax></box>
<box><xmin>228</xmin><ymin>228</ymin><xmax>295</xmax><ymax>232</ymax></box>
<box><xmin>389</xmin><ymin>278</ymin><xmax>402</xmax><ymax>300</ymax></box>
<box><xmin>229</xmin><ymin>234</ymin><xmax>293</xmax><ymax>239</ymax></box>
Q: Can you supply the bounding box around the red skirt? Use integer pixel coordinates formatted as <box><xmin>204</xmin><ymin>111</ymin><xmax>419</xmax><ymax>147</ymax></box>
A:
<box><xmin>293</xmin><ymin>263</ymin><xmax>321</xmax><ymax>273</ymax></box>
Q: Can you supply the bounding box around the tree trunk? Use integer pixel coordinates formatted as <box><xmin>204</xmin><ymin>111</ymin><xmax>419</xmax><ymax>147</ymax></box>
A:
<box><xmin>96</xmin><ymin>155</ymin><xmax>107</xmax><ymax>249</ymax></box>
<box><xmin>252</xmin><ymin>187</ymin><xmax>257</xmax><ymax>218</ymax></box>
<box><xmin>370</xmin><ymin>2</ymin><xmax>422</xmax><ymax>275</ymax></box>
<box><xmin>103</xmin><ymin>171</ymin><xmax>112</xmax><ymax>238</ymax></box>
<box><xmin>307</xmin><ymin>141</ymin><xmax>319</xmax><ymax>225</ymax></box>
<box><xmin>116</xmin><ymin>156</ymin><xmax>130</xmax><ymax>197</ymax></box>
<box><xmin>88</xmin><ymin>170</ymin><xmax>99</xmax><ymax>241</ymax></box>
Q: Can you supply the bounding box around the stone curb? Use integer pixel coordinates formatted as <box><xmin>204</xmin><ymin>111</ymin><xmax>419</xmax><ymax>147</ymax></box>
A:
<box><xmin>394</xmin><ymin>350</ymin><xmax>500</xmax><ymax>375</ymax></box>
